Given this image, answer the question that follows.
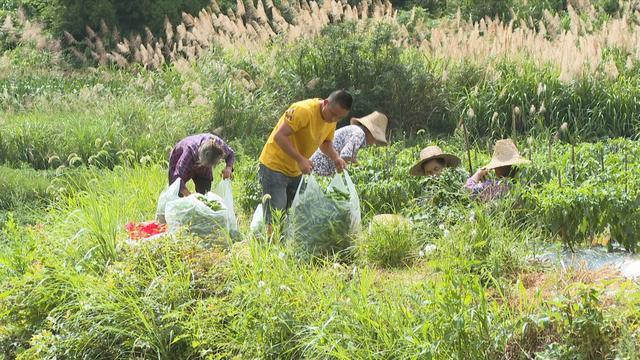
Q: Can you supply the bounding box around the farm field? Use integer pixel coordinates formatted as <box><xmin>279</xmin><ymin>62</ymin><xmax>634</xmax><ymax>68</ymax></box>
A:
<box><xmin>2</xmin><ymin>0</ymin><xmax>640</xmax><ymax>358</ymax></box>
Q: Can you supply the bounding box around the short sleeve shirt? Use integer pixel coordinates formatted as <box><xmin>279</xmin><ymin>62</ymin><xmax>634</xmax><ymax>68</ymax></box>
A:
<box><xmin>259</xmin><ymin>98</ymin><xmax>336</xmax><ymax>176</ymax></box>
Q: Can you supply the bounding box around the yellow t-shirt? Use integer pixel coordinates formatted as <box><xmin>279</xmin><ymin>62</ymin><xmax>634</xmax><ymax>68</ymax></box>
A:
<box><xmin>259</xmin><ymin>98</ymin><xmax>336</xmax><ymax>176</ymax></box>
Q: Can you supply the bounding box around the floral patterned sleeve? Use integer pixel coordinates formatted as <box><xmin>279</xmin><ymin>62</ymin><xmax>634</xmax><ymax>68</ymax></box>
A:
<box><xmin>466</xmin><ymin>178</ymin><xmax>510</xmax><ymax>201</ymax></box>
<box><xmin>465</xmin><ymin>178</ymin><xmax>485</xmax><ymax>193</ymax></box>
<box><xmin>339</xmin><ymin>128</ymin><xmax>366</xmax><ymax>160</ymax></box>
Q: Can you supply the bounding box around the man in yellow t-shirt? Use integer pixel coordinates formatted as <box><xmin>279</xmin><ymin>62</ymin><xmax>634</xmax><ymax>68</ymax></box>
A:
<box><xmin>258</xmin><ymin>89</ymin><xmax>353</xmax><ymax>226</ymax></box>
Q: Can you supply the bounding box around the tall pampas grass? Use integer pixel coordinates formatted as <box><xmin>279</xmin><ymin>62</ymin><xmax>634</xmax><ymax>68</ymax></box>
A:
<box><xmin>43</xmin><ymin>0</ymin><xmax>640</xmax><ymax>78</ymax></box>
<box><xmin>65</xmin><ymin>0</ymin><xmax>395</xmax><ymax>69</ymax></box>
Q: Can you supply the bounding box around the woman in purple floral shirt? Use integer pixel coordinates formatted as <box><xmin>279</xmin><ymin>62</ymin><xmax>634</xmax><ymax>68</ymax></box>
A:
<box><xmin>310</xmin><ymin>111</ymin><xmax>389</xmax><ymax>176</ymax></box>
<box><xmin>466</xmin><ymin>138</ymin><xmax>529</xmax><ymax>201</ymax></box>
<box><xmin>168</xmin><ymin>133</ymin><xmax>235</xmax><ymax>197</ymax></box>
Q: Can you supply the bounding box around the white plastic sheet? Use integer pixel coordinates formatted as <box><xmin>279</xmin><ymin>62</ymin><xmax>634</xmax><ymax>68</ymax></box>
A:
<box><xmin>215</xmin><ymin>179</ymin><xmax>238</xmax><ymax>233</ymax></box>
<box><xmin>250</xmin><ymin>204</ymin><xmax>264</xmax><ymax>234</ymax></box>
<box><xmin>156</xmin><ymin>179</ymin><xmax>181</xmax><ymax>223</ymax></box>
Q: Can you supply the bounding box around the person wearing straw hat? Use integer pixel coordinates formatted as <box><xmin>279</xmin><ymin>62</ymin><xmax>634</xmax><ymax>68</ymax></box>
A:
<box><xmin>310</xmin><ymin>111</ymin><xmax>389</xmax><ymax>176</ymax></box>
<box><xmin>466</xmin><ymin>138</ymin><xmax>530</xmax><ymax>201</ymax></box>
<box><xmin>410</xmin><ymin>146</ymin><xmax>461</xmax><ymax>177</ymax></box>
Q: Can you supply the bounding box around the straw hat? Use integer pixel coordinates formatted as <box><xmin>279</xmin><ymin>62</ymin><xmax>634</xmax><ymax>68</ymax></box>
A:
<box><xmin>350</xmin><ymin>111</ymin><xmax>388</xmax><ymax>144</ymax></box>
<box><xmin>484</xmin><ymin>139</ymin><xmax>530</xmax><ymax>170</ymax></box>
<box><xmin>410</xmin><ymin>146</ymin><xmax>461</xmax><ymax>176</ymax></box>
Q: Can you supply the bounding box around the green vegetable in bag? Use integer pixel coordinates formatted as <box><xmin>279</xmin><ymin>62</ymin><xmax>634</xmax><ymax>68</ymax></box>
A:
<box><xmin>287</xmin><ymin>175</ymin><xmax>355</xmax><ymax>260</ymax></box>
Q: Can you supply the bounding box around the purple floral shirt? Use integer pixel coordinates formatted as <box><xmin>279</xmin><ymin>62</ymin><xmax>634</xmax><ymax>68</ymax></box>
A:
<box><xmin>168</xmin><ymin>133</ymin><xmax>235</xmax><ymax>192</ymax></box>
<box><xmin>310</xmin><ymin>125</ymin><xmax>366</xmax><ymax>176</ymax></box>
<box><xmin>465</xmin><ymin>178</ymin><xmax>510</xmax><ymax>202</ymax></box>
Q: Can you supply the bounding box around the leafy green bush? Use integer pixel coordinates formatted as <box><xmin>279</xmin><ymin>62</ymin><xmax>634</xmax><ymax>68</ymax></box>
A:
<box><xmin>349</xmin><ymin>143</ymin><xmax>425</xmax><ymax>214</ymax></box>
<box><xmin>232</xmin><ymin>155</ymin><xmax>262</xmax><ymax>213</ymax></box>
<box><xmin>521</xmin><ymin>180</ymin><xmax>640</xmax><ymax>252</ymax></box>
<box><xmin>0</xmin><ymin>0</ymin><xmax>21</xmax><ymax>10</ymax></box>
<box><xmin>595</xmin><ymin>0</ymin><xmax>620</xmax><ymax>15</ymax></box>
<box><xmin>511</xmin><ymin>0</ymin><xmax>567</xmax><ymax>24</ymax></box>
<box><xmin>528</xmin><ymin>288</ymin><xmax>618</xmax><ymax>359</ymax></box>
<box><xmin>454</xmin><ymin>60</ymin><xmax>640</xmax><ymax>140</ymax></box>
<box><xmin>513</xmin><ymin>138</ymin><xmax>640</xmax><ymax>251</ymax></box>
<box><xmin>350</xmin><ymin>141</ymin><xmax>470</xmax><ymax>216</ymax></box>
<box><xmin>435</xmin><ymin>203</ymin><xmax>530</xmax><ymax>280</ymax></box>
<box><xmin>447</xmin><ymin>0</ymin><xmax>513</xmax><ymax>22</ymax></box>
<box><xmin>395</xmin><ymin>0</ymin><xmax>567</xmax><ymax>24</ymax></box>
<box><xmin>281</xmin><ymin>22</ymin><xmax>451</xmax><ymax>134</ymax></box>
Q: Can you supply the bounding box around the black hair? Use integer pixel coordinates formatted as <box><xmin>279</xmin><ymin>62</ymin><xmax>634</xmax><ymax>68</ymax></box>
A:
<box><xmin>328</xmin><ymin>89</ymin><xmax>353</xmax><ymax>110</ymax></box>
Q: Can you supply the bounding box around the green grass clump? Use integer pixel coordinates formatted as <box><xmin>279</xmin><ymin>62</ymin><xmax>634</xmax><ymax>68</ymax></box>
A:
<box><xmin>433</xmin><ymin>203</ymin><xmax>533</xmax><ymax>280</ymax></box>
<box><xmin>0</xmin><ymin>166</ymin><xmax>52</xmax><ymax>210</ymax></box>
<box><xmin>360</xmin><ymin>214</ymin><xmax>416</xmax><ymax>268</ymax></box>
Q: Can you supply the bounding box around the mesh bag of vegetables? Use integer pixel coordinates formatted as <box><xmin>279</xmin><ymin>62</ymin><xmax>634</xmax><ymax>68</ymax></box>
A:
<box><xmin>165</xmin><ymin>192</ymin><xmax>228</xmax><ymax>237</ymax></box>
<box><xmin>286</xmin><ymin>170</ymin><xmax>361</xmax><ymax>259</ymax></box>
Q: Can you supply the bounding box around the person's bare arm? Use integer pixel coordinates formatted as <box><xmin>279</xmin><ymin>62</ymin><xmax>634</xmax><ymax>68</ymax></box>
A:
<box><xmin>274</xmin><ymin>123</ymin><xmax>313</xmax><ymax>174</ymax></box>
<box><xmin>470</xmin><ymin>167</ymin><xmax>489</xmax><ymax>182</ymax></box>
<box><xmin>319</xmin><ymin>140</ymin><xmax>339</xmax><ymax>161</ymax></box>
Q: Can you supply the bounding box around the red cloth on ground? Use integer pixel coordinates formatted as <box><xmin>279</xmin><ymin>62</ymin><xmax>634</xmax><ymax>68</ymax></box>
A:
<box><xmin>126</xmin><ymin>221</ymin><xmax>168</xmax><ymax>240</ymax></box>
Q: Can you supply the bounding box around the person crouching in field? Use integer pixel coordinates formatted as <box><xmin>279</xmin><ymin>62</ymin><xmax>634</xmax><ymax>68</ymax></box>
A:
<box><xmin>466</xmin><ymin>138</ymin><xmax>529</xmax><ymax>201</ymax></box>
<box><xmin>168</xmin><ymin>133</ymin><xmax>235</xmax><ymax>197</ymax></box>
<box><xmin>409</xmin><ymin>146</ymin><xmax>461</xmax><ymax>177</ymax></box>
<box><xmin>310</xmin><ymin>111</ymin><xmax>389</xmax><ymax>176</ymax></box>
<box><xmin>259</xmin><ymin>89</ymin><xmax>353</xmax><ymax>232</ymax></box>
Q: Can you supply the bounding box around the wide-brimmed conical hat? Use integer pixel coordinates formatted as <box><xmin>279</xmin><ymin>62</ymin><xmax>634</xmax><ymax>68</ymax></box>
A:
<box><xmin>350</xmin><ymin>111</ymin><xmax>388</xmax><ymax>144</ymax></box>
<box><xmin>410</xmin><ymin>146</ymin><xmax>460</xmax><ymax>176</ymax></box>
<box><xmin>484</xmin><ymin>139</ymin><xmax>530</xmax><ymax>170</ymax></box>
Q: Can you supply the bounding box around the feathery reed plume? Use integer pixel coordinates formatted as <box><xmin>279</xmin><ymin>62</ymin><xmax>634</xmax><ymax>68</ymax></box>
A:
<box><xmin>237</xmin><ymin>0</ymin><xmax>246</xmax><ymax>18</ymax></box>
<box><xmin>44</xmin><ymin>0</ymin><xmax>640</xmax><ymax>77</ymax></box>
<box><xmin>85</xmin><ymin>25</ymin><xmax>97</xmax><ymax>40</ymax></box>
<box><xmin>209</xmin><ymin>0</ymin><xmax>221</xmax><ymax>13</ymax></box>
<box><xmin>112</xmin><ymin>25</ymin><xmax>121</xmax><ymax>44</ymax></box>
<box><xmin>70</xmin><ymin>46</ymin><xmax>87</xmax><ymax>63</ymax></box>
<box><xmin>16</xmin><ymin>7</ymin><xmax>26</xmax><ymax>23</ymax></box>
<box><xmin>63</xmin><ymin>30</ymin><xmax>77</xmax><ymax>45</ymax></box>
<box><xmin>110</xmin><ymin>51</ymin><xmax>128</xmax><ymax>68</ymax></box>
<box><xmin>144</xmin><ymin>26</ymin><xmax>154</xmax><ymax>44</ymax></box>
<box><xmin>99</xmin><ymin>19</ymin><xmax>110</xmax><ymax>37</ymax></box>
<box><xmin>182</xmin><ymin>12</ymin><xmax>196</xmax><ymax>29</ymax></box>
<box><xmin>116</xmin><ymin>39</ymin><xmax>130</xmax><ymax>54</ymax></box>
<box><xmin>2</xmin><ymin>15</ymin><xmax>13</xmax><ymax>33</ymax></box>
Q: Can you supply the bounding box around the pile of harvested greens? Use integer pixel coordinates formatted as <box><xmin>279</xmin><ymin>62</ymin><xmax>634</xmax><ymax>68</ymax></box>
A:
<box><xmin>195</xmin><ymin>194</ymin><xmax>224</xmax><ymax>211</ymax></box>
